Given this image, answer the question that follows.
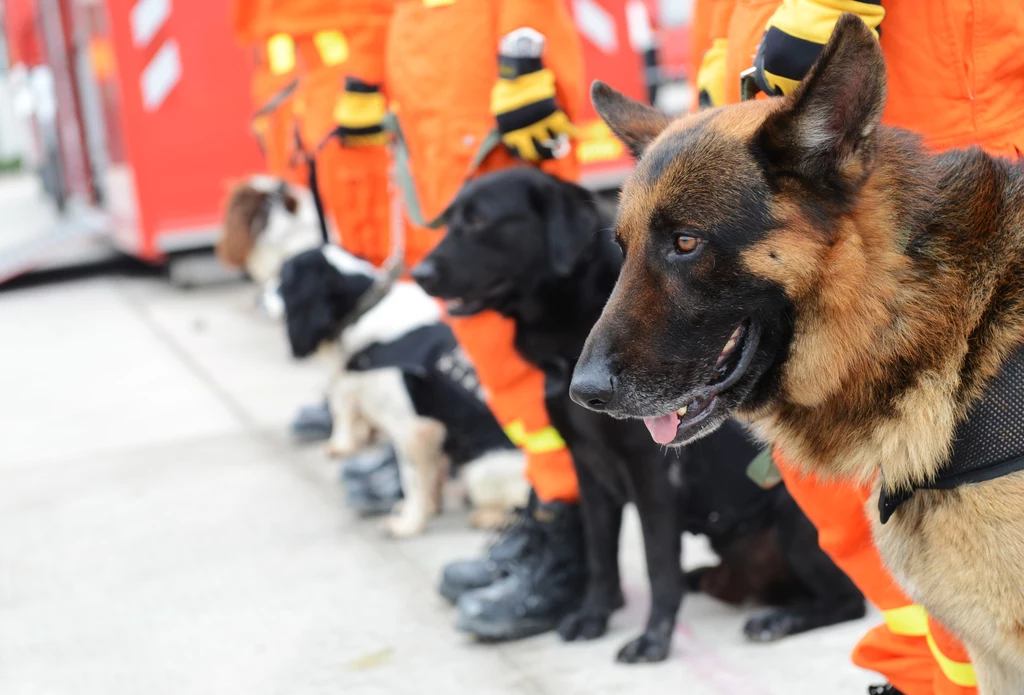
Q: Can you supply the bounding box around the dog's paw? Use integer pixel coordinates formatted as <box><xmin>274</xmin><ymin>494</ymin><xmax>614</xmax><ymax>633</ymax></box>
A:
<box><xmin>743</xmin><ymin>610</ymin><xmax>800</xmax><ymax>643</ymax></box>
<box><xmin>381</xmin><ymin>512</ymin><xmax>426</xmax><ymax>539</ymax></box>
<box><xmin>324</xmin><ymin>441</ymin><xmax>352</xmax><ymax>459</ymax></box>
<box><xmin>616</xmin><ymin>627</ymin><xmax>673</xmax><ymax>664</ymax></box>
<box><xmin>558</xmin><ymin>610</ymin><xmax>611</xmax><ymax>642</ymax></box>
<box><xmin>744</xmin><ymin>599</ymin><xmax>866</xmax><ymax>643</ymax></box>
<box><xmin>468</xmin><ymin>508</ymin><xmax>508</xmax><ymax>530</ymax></box>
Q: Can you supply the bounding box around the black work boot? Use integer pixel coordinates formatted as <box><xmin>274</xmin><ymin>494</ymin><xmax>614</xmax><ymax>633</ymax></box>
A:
<box><xmin>438</xmin><ymin>493</ymin><xmax>540</xmax><ymax>603</ymax></box>
<box><xmin>455</xmin><ymin>498</ymin><xmax>588</xmax><ymax>641</ymax></box>
<box><xmin>341</xmin><ymin>444</ymin><xmax>403</xmax><ymax>516</ymax></box>
<box><xmin>290</xmin><ymin>398</ymin><xmax>333</xmax><ymax>442</ymax></box>
<box><xmin>868</xmin><ymin>686</ymin><xmax>905</xmax><ymax>695</ymax></box>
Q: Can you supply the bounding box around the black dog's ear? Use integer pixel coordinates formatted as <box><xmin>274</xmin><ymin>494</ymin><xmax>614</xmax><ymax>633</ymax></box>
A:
<box><xmin>591</xmin><ymin>80</ymin><xmax>671</xmax><ymax>158</ymax></box>
<box><xmin>537</xmin><ymin>179</ymin><xmax>600</xmax><ymax>277</ymax></box>
<box><xmin>757</xmin><ymin>14</ymin><xmax>886</xmax><ymax>186</ymax></box>
<box><xmin>278</xmin><ymin>253</ymin><xmax>333</xmax><ymax>358</ymax></box>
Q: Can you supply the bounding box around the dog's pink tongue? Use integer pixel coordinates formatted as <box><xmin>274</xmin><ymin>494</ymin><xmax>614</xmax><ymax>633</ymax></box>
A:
<box><xmin>643</xmin><ymin>412</ymin><xmax>679</xmax><ymax>445</ymax></box>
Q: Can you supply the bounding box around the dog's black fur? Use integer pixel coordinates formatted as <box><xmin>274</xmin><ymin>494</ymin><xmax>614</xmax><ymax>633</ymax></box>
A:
<box><xmin>278</xmin><ymin>249</ymin><xmax>376</xmax><ymax>360</ymax></box>
<box><xmin>278</xmin><ymin>247</ymin><xmax>513</xmax><ymax>467</ymax></box>
<box><xmin>413</xmin><ymin>167</ymin><xmax>865</xmax><ymax>662</ymax></box>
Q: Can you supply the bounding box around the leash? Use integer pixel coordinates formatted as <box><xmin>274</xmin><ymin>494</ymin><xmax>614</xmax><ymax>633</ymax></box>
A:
<box><xmin>293</xmin><ymin>124</ymin><xmax>331</xmax><ymax>245</ymax></box>
<box><xmin>318</xmin><ymin>112</ymin><xmax>503</xmax><ymax>329</ymax></box>
<box><xmin>381</xmin><ymin>112</ymin><xmax>503</xmax><ymax>229</ymax></box>
<box><xmin>335</xmin><ymin>191</ymin><xmax>406</xmax><ymax>334</ymax></box>
<box><xmin>739</xmin><ymin>67</ymin><xmax>762</xmax><ymax>103</ymax></box>
<box><xmin>320</xmin><ymin>113</ymin><xmax>503</xmax><ymax>230</ymax></box>
<box><xmin>252</xmin><ymin>79</ymin><xmax>299</xmax><ymax>121</ymax></box>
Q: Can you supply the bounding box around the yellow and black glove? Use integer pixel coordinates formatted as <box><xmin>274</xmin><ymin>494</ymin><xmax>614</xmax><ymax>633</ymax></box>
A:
<box><xmin>752</xmin><ymin>0</ymin><xmax>884</xmax><ymax>97</ymax></box>
<box><xmin>331</xmin><ymin>76</ymin><xmax>390</xmax><ymax>147</ymax></box>
<box><xmin>696</xmin><ymin>38</ymin><xmax>728</xmax><ymax>109</ymax></box>
<box><xmin>490</xmin><ymin>28</ymin><xmax>576</xmax><ymax>162</ymax></box>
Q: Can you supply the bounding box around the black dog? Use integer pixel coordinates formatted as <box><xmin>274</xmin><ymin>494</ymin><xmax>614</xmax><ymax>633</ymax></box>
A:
<box><xmin>413</xmin><ymin>167</ymin><xmax>865</xmax><ymax>662</ymax></box>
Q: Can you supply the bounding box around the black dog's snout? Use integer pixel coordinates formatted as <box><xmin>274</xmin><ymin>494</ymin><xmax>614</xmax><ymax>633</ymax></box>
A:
<box><xmin>410</xmin><ymin>259</ymin><xmax>439</xmax><ymax>293</ymax></box>
<box><xmin>570</xmin><ymin>361</ymin><xmax>617</xmax><ymax>411</ymax></box>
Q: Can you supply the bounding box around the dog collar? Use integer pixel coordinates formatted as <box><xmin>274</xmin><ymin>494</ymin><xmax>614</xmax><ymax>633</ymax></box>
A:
<box><xmin>879</xmin><ymin>341</ymin><xmax>1024</xmax><ymax>524</ymax></box>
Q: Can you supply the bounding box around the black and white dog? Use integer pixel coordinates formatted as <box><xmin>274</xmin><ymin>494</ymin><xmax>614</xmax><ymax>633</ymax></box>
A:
<box><xmin>278</xmin><ymin>245</ymin><xmax>528</xmax><ymax>536</ymax></box>
<box><xmin>218</xmin><ymin>176</ymin><xmax>324</xmax><ymax>318</ymax></box>
<box><xmin>413</xmin><ymin>168</ymin><xmax>865</xmax><ymax>661</ymax></box>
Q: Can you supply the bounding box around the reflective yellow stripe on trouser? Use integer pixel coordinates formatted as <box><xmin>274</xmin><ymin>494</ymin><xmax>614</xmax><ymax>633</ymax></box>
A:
<box><xmin>267</xmin><ymin>34</ymin><xmax>296</xmax><ymax>76</ymax></box>
<box><xmin>883</xmin><ymin>605</ymin><xmax>977</xmax><ymax>687</ymax></box>
<box><xmin>313</xmin><ymin>31</ymin><xmax>348</xmax><ymax>67</ymax></box>
<box><xmin>926</xmin><ymin>632</ymin><xmax>977</xmax><ymax>688</ymax></box>
<box><xmin>883</xmin><ymin>604</ymin><xmax>928</xmax><ymax>637</ymax></box>
<box><xmin>504</xmin><ymin>421</ymin><xmax>566</xmax><ymax>454</ymax></box>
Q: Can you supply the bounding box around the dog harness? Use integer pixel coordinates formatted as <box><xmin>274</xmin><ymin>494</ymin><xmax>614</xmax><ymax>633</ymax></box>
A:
<box><xmin>879</xmin><ymin>342</ymin><xmax>1024</xmax><ymax>524</ymax></box>
<box><xmin>346</xmin><ymin>323</ymin><xmax>513</xmax><ymax>465</ymax></box>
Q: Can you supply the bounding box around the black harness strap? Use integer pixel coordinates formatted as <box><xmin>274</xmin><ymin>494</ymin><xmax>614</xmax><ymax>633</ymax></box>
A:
<box><xmin>346</xmin><ymin>323</ymin><xmax>512</xmax><ymax>466</ymax></box>
<box><xmin>290</xmin><ymin>125</ymin><xmax>331</xmax><ymax>245</ymax></box>
<box><xmin>307</xmin><ymin>155</ymin><xmax>330</xmax><ymax>244</ymax></box>
<box><xmin>879</xmin><ymin>342</ymin><xmax>1024</xmax><ymax>523</ymax></box>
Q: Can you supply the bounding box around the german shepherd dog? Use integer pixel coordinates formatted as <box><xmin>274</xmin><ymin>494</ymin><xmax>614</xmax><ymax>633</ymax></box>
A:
<box><xmin>573</xmin><ymin>13</ymin><xmax>1024</xmax><ymax>690</ymax></box>
<box><xmin>413</xmin><ymin>168</ymin><xmax>863</xmax><ymax>663</ymax></box>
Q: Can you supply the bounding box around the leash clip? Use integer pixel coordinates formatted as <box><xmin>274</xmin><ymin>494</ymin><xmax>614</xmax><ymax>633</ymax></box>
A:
<box><xmin>740</xmin><ymin>67</ymin><xmax>762</xmax><ymax>103</ymax></box>
<box><xmin>543</xmin><ymin>133</ymin><xmax>572</xmax><ymax>160</ymax></box>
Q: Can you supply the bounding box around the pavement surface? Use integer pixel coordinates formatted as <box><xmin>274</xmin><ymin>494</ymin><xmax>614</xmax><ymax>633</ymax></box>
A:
<box><xmin>0</xmin><ymin>173</ymin><xmax>113</xmax><ymax>284</ymax></box>
<box><xmin>0</xmin><ymin>195</ymin><xmax>884</xmax><ymax>695</ymax></box>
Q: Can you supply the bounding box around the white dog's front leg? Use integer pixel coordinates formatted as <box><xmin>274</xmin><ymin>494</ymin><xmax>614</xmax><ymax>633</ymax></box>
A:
<box><xmin>325</xmin><ymin>375</ymin><xmax>371</xmax><ymax>458</ymax></box>
<box><xmin>383</xmin><ymin>418</ymin><xmax>446</xmax><ymax>538</ymax></box>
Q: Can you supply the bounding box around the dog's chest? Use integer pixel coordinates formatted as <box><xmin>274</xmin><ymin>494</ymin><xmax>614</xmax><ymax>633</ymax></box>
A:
<box><xmin>871</xmin><ymin>475</ymin><xmax>1024</xmax><ymax>655</ymax></box>
<box><xmin>757</xmin><ymin>363</ymin><xmax>962</xmax><ymax>486</ymax></box>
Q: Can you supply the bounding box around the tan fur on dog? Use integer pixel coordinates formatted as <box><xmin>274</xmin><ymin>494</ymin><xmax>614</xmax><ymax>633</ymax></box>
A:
<box><xmin>589</xmin><ymin>14</ymin><xmax>1024</xmax><ymax>691</ymax></box>
<box><xmin>218</xmin><ymin>179</ymin><xmax>298</xmax><ymax>270</ymax></box>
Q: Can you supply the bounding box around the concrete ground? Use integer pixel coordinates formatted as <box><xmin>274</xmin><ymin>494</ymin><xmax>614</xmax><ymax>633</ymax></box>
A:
<box><xmin>0</xmin><ymin>183</ymin><xmax>884</xmax><ymax>693</ymax></box>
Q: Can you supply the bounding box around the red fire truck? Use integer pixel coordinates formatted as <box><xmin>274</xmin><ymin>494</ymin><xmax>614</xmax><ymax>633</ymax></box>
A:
<box><xmin>1</xmin><ymin>0</ymin><xmax>692</xmax><ymax>283</ymax></box>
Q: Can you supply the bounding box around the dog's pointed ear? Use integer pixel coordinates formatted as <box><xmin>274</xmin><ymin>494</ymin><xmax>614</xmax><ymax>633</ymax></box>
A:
<box><xmin>757</xmin><ymin>14</ymin><xmax>886</xmax><ymax>185</ymax></box>
<box><xmin>540</xmin><ymin>179</ymin><xmax>600</xmax><ymax>277</ymax></box>
<box><xmin>591</xmin><ymin>80</ymin><xmax>670</xmax><ymax>158</ymax></box>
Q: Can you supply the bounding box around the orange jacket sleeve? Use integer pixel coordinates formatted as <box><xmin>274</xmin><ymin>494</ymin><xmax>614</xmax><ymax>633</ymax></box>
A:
<box><xmin>496</xmin><ymin>0</ymin><xmax>586</xmax><ymax>123</ymax></box>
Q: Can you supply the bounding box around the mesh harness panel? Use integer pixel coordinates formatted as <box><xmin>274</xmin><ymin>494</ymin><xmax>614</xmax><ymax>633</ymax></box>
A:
<box><xmin>879</xmin><ymin>343</ymin><xmax>1024</xmax><ymax>523</ymax></box>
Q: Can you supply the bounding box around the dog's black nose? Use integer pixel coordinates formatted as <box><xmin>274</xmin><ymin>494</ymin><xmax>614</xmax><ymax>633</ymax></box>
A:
<box><xmin>570</xmin><ymin>361</ymin><xmax>616</xmax><ymax>411</ymax></box>
<box><xmin>410</xmin><ymin>259</ymin><xmax>438</xmax><ymax>292</ymax></box>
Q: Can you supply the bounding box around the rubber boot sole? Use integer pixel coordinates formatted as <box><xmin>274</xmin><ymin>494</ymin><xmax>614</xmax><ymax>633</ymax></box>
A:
<box><xmin>455</xmin><ymin>612</ymin><xmax>558</xmax><ymax>642</ymax></box>
<box><xmin>439</xmin><ymin>576</ymin><xmax>498</xmax><ymax>605</ymax></box>
<box><xmin>438</xmin><ymin>578</ymin><xmax>465</xmax><ymax>604</ymax></box>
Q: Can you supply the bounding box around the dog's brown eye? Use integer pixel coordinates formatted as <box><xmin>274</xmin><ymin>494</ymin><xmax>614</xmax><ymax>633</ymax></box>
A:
<box><xmin>675</xmin><ymin>234</ymin><xmax>702</xmax><ymax>255</ymax></box>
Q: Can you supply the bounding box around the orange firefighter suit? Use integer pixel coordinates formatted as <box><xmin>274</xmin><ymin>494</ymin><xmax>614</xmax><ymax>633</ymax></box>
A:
<box><xmin>232</xmin><ymin>1</ymin><xmax>302</xmax><ymax>182</ymax></box>
<box><xmin>385</xmin><ymin>0</ymin><xmax>586</xmax><ymax>502</ymax></box>
<box><xmin>692</xmin><ymin>1</ymin><xmax>1024</xmax><ymax>692</ymax></box>
<box><xmin>232</xmin><ymin>0</ymin><xmax>393</xmax><ymax>264</ymax></box>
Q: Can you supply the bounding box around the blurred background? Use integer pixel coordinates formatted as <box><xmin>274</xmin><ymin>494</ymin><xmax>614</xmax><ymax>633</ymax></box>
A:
<box><xmin>0</xmin><ymin>0</ymin><xmax>693</xmax><ymax>280</ymax></box>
